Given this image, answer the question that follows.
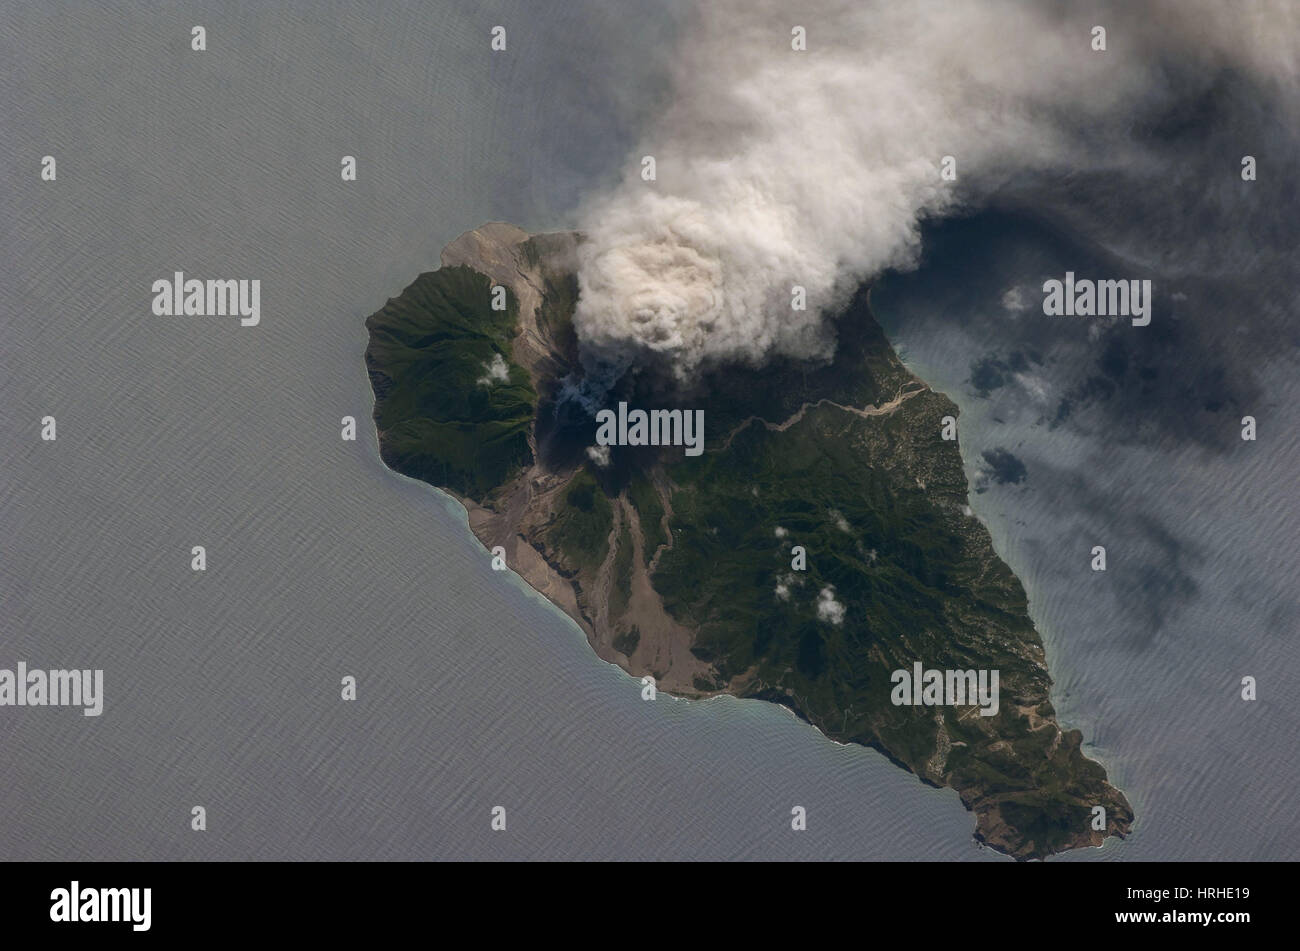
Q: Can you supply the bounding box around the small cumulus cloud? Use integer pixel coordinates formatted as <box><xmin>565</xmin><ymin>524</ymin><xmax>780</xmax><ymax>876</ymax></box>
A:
<box><xmin>816</xmin><ymin>586</ymin><xmax>846</xmax><ymax>625</ymax></box>
<box><xmin>476</xmin><ymin>353</ymin><xmax>510</xmax><ymax>386</ymax></box>
<box><xmin>1001</xmin><ymin>286</ymin><xmax>1032</xmax><ymax>314</ymax></box>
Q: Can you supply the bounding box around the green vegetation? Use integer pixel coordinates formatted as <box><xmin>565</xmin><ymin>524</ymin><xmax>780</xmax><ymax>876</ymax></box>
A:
<box><xmin>612</xmin><ymin>625</ymin><xmax>640</xmax><ymax>658</ymax></box>
<box><xmin>365</xmin><ymin>265</ymin><xmax>536</xmax><ymax>501</ymax></box>
<box><xmin>610</xmin><ymin>522</ymin><xmax>634</xmax><ymax>616</ymax></box>
<box><xmin>649</xmin><ymin>392</ymin><xmax>1125</xmax><ymax>858</ymax></box>
<box><xmin>656</xmin><ymin>393</ymin><xmax>1033</xmax><ymax>699</ymax></box>
<box><xmin>364</xmin><ymin>241</ymin><xmax>1132</xmax><ymax>860</ymax></box>
<box><xmin>626</xmin><ymin>475</ymin><xmax>665</xmax><ymax>566</ymax></box>
<box><xmin>546</xmin><ymin>469</ymin><xmax>613</xmax><ymax>572</ymax></box>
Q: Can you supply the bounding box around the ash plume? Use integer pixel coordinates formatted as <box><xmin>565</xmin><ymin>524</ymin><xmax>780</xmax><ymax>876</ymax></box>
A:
<box><xmin>572</xmin><ymin>0</ymin><xmax>1300</xmax><ymax>386</ymax></box>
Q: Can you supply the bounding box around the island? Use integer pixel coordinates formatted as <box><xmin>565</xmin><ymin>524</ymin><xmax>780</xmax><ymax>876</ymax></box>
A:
<box><xmin>363</xmin><ymin>222</ymin><xmax>1134</xmax><ymax>860</ymax></box>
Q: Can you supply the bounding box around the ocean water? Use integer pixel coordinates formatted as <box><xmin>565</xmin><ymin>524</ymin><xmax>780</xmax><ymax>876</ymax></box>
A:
<box><xmin>872</xmin><ymin>213</ymin><xmax>1300</xmax><ymax>861</ymax></box>
<box><xmin>1</xmin><ymin>0</ymin><xmax>1002</xmax><ymax>862</ymax></box>
<box><xmin>2</xmin><ymin>2</ymin><xmax>1294</xmax><ymax>862</ymax></box>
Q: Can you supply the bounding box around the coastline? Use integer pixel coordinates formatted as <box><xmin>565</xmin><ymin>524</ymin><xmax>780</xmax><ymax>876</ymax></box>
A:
<box><xmin>868</xmin><ymin>294</ymin><xmax>1136</xmax><ymax>859</ymax></box>
<box><xmin>363</xmin><ymin>224</ymin><xmax>1135</xmax><ymax>860</ymax></box>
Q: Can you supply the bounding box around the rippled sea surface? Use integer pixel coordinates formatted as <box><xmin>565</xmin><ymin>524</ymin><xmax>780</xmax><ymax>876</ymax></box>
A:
<box><xmin>3</xmin><ymin>2</ymin><xmax>1295</xmax><ymax>861</ymax></box>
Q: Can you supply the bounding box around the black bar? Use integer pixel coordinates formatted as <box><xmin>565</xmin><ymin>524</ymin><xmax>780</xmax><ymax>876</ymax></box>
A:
<box><xmin>0</xmin><ymin>860</ymin><xmax>1282</xmax><ymax>938</ymax></box>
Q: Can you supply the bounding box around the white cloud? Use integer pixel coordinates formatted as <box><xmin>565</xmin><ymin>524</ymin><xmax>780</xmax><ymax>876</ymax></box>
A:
<box><xmin>1001</xmin><ymin>286</ymin><xmax>1031</xmax><ymax>314</ymax></box>
<box><xmin>775</xmin><ymin>570</ymin><xmax>801</xmax><ymax>601</ymax></box>
<box><xmin>816</xmin><ymin>586</ymin><xmax>846</xmax><ymax>625</ymax></box>
<box><xmin>476</xmin><ymin>352</ymin><xmax>510</xmax><ymax>386</ymax></box>
<box><xmin>1012</xmin><ymin>371</ymin><xmax>1051</xmax><ymax>406</ymax></box>
<box><xmin>573</xmin><ymin>0</ymin><xmax>1300</xmax><ymax>382</ymax></box>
